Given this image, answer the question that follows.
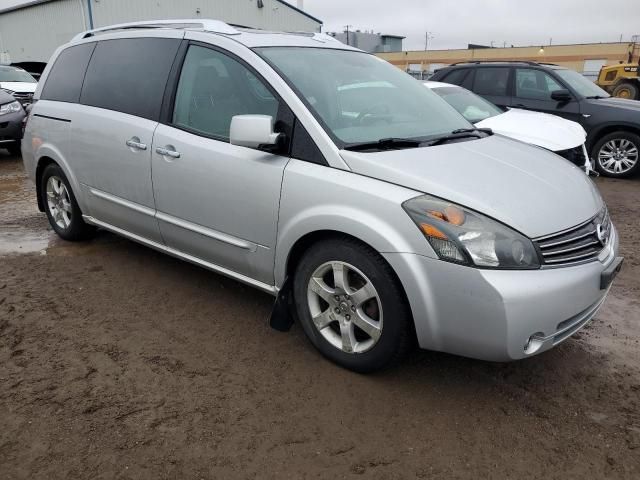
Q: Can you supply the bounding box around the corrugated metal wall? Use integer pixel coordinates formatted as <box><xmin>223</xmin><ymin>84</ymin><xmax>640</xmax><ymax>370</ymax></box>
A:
<box><xmin>0</xmin><ymin>0</ymin><xmax>321</xmax><ymax>63</ymax></box>
<box><xmin>0</xmin><ymin>0</ymin><xmax>87</xmax><ymax>63</ymax></box>
<box><xmin>92</xmin><ymin>0</ymin><xmax>320</xmax><ymax>33</ymax></box>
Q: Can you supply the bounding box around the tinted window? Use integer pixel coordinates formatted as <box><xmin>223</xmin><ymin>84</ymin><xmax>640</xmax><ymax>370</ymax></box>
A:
<box><xmin>172</xmin><ymin>45</ymin><xmax>279</xmax><ymax>140</ymax></box>
<box><xmin>515</xmin><ymin>68</ymin><xmax>564</xmax><ymax>100</ymax></box>
<box><xmin>81</xmin><ymin>38</ymin><xmax>180</xmax><ymax>121</ymax></box>
<box><xmin>41</xmin><ymin>43</ymin><xmax>96</xmax><ymax>103</ymax></box>
<box><xmin>473</xmin><ymin>67</ymin><xmax>510</xmax><ymax>96</ymax></box>
<box><xmin>443</xmin><ymin>68</ymin><xmax>469</xmax><ymax>86</ymax></box>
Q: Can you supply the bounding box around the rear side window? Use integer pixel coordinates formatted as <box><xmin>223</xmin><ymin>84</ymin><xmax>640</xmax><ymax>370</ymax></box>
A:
<box><xmin>80</xmin><ymin>38</ymin><xmax>180</xmax><ymax>121</ymax></box>
<box><xmin>41</xmin><ymin>43</ymin><xmax>96</xmax><ymax>103</ymax></box>
<box><xmin>473</xmin><ymin>67</ymin><xmax>510</xmax><ymax>96</ymax></box>
<box><xmin>442</xmin><ymin>68</ymin><xmax>469</xmax><ymax>87</ymax></box>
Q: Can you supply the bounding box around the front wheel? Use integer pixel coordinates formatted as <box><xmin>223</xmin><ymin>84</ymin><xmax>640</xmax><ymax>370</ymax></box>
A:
<box><xmin>293</xmin><ymin>237</ymin><xmax>413</xmax><ymax>373</ymax></box>
<box><xmin>593</xmin><ymin>131</ymin><xmax>640</xmax><ymax>178</ymax></box>
<box><xmin>40</xmin><ymin>163</ymin><xmax>95</xmax><ymax>241</ymax></box>
<box><xmin>612</xmin><ymin>82</ymin><xmax>639</xmax><ymax>100</ymax></box>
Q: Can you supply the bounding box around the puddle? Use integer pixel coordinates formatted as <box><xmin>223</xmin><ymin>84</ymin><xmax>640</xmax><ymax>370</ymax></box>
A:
<box><xmin>0</xmin><ymin>226</ymin><xmax>52</xmax><ymax>256</ymax></box>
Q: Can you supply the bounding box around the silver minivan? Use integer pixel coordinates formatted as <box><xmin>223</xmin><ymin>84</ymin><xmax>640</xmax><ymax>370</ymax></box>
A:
<box><xmin>23</xmin><ymin>20</ymin><xmax>623</xmax><ymax>372</ymax></box>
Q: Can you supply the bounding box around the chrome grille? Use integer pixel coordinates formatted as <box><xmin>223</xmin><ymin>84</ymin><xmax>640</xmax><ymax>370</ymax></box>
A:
<box><xmin>12</xmin><ymin>92</ymin><xmax>33</xmax><ymax>106</ymax></box>
<box><xmin>535</xmin><ymin>208</ymin><xmax>611</xmax><ymax>267</ymax></box>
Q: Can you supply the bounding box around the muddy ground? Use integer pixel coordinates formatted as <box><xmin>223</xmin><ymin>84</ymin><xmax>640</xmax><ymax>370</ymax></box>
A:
<box><xmin>0</xmin><ymin>149</ymin><xmax>639</xmax><ymax>479</ymax></box>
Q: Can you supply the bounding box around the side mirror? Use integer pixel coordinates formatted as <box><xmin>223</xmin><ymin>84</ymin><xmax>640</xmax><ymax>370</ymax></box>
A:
<box><xmin>551</xmin><ymin>89</ymin><xmax>572</xmax><ymax>102</ymax></box>
<box><xmin>230</xmin><ymin>115</ymin><xmax>282</xmax><ymax>149</ymax></box>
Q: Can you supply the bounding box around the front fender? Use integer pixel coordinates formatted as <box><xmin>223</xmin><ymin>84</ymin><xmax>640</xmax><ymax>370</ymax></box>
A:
<box><xmin>274</xmin><ymin>160</ymin><xmax>436</xmax><ymax>288</ymax></box>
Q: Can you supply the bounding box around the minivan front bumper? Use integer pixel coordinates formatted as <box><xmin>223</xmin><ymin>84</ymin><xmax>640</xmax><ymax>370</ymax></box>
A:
<box><xmin>383</xmin><ymin>225</ymin><xmax>620</xmax><ymax>362</ymax></box>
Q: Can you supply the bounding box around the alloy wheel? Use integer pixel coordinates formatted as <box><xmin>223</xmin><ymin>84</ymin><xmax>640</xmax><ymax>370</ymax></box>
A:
<box><xmin>46</xmin><ymin>176</ymin><xmax>72</xmax><ymax>229</ymax></box>
<box><xmin>598</xmin><ymin>139</ymin><xmax>639</xmax><ymax>175</ymax></box>
<box><xmin>306</xmin><ymin>261</ymin><xmax>383</xmax><ymax>354</ymax></box>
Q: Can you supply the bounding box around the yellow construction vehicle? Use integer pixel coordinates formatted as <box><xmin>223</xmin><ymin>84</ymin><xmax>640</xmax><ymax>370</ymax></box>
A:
<box><xmin>596</xmin><ymin>63</ymin><xmax>640</xmax><ymax>99</ymax></box>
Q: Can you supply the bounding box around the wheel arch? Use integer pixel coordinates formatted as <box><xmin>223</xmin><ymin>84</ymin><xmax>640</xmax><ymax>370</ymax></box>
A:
<box><xmin>282</xmin><ymin>229</ymin><xmax>417</xmax><ymax>338</ymax></box>
<box><xmin>33</xmin><ymin>145</ymin><xmax>87</xmax><ymax>213</ymax></box>
<box><xmin>588</xmin><ymin>123</ymin><xmax>640</xmax><ymax>153</ymax></box>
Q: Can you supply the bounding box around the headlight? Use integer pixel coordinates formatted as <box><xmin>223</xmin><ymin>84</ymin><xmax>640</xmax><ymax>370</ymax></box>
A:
<box><xmin>403</xmin><ymin>195</ymin><xmax>540</xmax><ymax>269</ymax></box>
<box><xmin>0</xmin><ymin>101</ymin><xmax>22</xmax><ymax>116</ymax></box>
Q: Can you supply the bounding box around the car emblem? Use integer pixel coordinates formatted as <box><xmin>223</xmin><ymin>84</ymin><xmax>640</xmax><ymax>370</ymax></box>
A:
<box><xmin>596</xmin><ymin>223</ymin><xmax>608</xmax><ymax>246</ymax></box>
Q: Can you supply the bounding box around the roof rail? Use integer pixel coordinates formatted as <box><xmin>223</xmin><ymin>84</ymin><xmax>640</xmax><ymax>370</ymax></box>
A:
<box><xmin>71</xmin><ymin>19</ymin><xmax>239</xmax><ymax>41</ymax></box>
<box><xmin>449</xmin><ymin>60</ymin><xmax>542</xmax><ymax>66</ymax></box>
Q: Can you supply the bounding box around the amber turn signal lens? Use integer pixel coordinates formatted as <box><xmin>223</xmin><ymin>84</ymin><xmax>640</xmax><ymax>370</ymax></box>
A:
<box><xmin>420</xmin><ymin>223</ymin><xmax>448</xmax><ymax>240</ymax></box>
<box><xmin>444</xmin><ymin>205</ymin><xmax>465</xmax><ymax>226</ymax></box>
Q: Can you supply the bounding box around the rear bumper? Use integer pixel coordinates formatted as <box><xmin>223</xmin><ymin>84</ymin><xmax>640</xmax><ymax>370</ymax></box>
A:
<box><xmin>384</xmin><ymin>225</ymin><xmax>620</xmax><ymax>361</ymax></box>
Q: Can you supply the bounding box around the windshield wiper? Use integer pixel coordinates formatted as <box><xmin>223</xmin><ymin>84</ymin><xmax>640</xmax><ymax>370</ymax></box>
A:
<box><xmin>424</xmin><ymin>128</ymin><xmax>492</xmax><ymax>147</ymax></box>
<box><xmin>585</xmin><ymin>95</ymin><xmax>607</xmax><ymax>99</ymax></box>
<box><xmin>344</xmin><ymin>137</ymin><xmax>424</xmax><ymax>152</ymax></box>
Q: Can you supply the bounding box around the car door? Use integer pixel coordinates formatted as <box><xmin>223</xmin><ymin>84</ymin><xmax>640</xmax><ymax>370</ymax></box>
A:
<box><xmin>470</xmin><ymin>67</ymin><xmax>513</xmax><ymax>109</ymax></box>
<box><xmin>151</xmin><ymin>43</ymin><xmax>291</xmax><ymax>286</ymax></box>
<box><xmin>512</xmin><ymin>68</ymin><xmax>583</xmax><ymax>124</ymax></box>
<box><xmin>71</xmin><ymin>34</ymin><xmax>181</xmax><ymax>243</ymax></box>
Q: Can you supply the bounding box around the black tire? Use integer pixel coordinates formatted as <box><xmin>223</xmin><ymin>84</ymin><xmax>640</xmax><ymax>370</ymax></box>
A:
<box><xmin>592</xmin><ymin>131</ymin><xmax>640</xmax><ymax>178</ymax></box>
<box><xmin>6</xmin><ymin>142</ymin><xmax>21</xmax><ymax>156</ymax></box>
<box><xmin>293</xmin><ymin>237</ymin><xmax>413</xmax><ymax>373</ymax></box>
<box><xmin>612</xmin><ymin>81</ymin><xmax>639</xmax><ymax>100</ymax></box>
<box><xmin>40</xmin><ymin>163</ymin><xmax>95</xmax><ymax>241</ymax></box>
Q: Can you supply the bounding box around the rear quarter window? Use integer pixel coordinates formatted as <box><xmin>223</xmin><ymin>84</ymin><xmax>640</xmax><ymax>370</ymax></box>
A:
<box><xmin>80</xmin><ymin>37</ymin><xmax>180</xmax><ymax>121</ymax></box>
<box><xmin>442</xmin><ymin>68</ymin><xmax>469</xmax><ymax>87</ymax></box>
<box><xmin>40</xmin><ymin>43</ymin><xmax>96</xmax><ymax>103</ymax></box>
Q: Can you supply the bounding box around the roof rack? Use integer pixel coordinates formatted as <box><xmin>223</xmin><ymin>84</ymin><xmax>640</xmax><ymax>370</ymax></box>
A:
<box><xmin>72</xmin><ymin>19</ymin><xmax>240</xmax><ymax>41</ymax></box>
<box><xmin>449</xmin><ymin>60</ymin><xmax>543</xmax><ymax>66</ymax></box>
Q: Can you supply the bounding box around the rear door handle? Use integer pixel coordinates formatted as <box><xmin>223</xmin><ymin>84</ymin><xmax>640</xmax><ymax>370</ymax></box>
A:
<box><xmin>156</xmin><ymin>146</ymin><xmax>181</xmax><ymax>159</ymax></box>
<box><xmin>126</xmin><ymin>138</ymin><xmax>147</xmax><ymax>150</ymax></box>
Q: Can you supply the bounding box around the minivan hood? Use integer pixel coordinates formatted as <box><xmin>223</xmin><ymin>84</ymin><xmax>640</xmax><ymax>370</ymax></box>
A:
<box><xmin>340</xmin><ymin>135</ymin><xmax>602</xmax><ymax>238</ymax></box>
<box><xmin>476</xmin><ymin>108</ymin><xmax>586</xmax><ymax>151</ymax></box>
<box><xmin>0</xmin><ymin>81</ymin><xmax>37</xmax><ymax>93</ymax></box>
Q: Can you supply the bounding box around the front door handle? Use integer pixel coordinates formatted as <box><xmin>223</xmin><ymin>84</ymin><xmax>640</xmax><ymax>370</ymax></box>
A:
<box><xmin>156</xmin><ymin>146</ymin><xmax>181</xmax><ymax>159</ymax></box>
<box><xmin>126</xmin><ymin>137</ymin><xmax>147</xmax><ymax>150</ymax></box>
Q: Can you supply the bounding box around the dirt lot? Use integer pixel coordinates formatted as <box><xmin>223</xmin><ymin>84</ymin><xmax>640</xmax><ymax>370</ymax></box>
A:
<box><xmin>1</xmin><ymin>150</ymin><xmax>639</xmax><ymax>479</ymax></box>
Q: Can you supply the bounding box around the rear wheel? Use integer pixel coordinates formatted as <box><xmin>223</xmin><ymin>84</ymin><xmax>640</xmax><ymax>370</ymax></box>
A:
<box><xmin>612</xmin><ymin>81</ymin><xmax>639</xmax><ymax>100</ymax></box>
<box><xmin>293</xmin><ymin>237</ymin><xmax>413</xmax><ymax>373</ymax></box>
<box><xmin>40</xmin><ymin>163</ymin><xmax>95</xmax><ymax>241</ymax></box>
<box><xmin>593</xmin><ymin>131</ymin><xmax>640</xmax><ymax>178</ymax></box>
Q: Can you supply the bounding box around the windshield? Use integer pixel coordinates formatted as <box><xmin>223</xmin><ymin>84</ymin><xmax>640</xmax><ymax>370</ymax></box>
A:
<box><xmin>0</xmin><ymin>66</ymin><xmax>37</xmax><ymax>83</ymax></box>
<box><xmin>429</xmin><ymin>85</ymin><xmax>503</xmax><ymax>123</ymax></box>
<box><xmin>256</xmin><ymin>47</ymin><xmax>472</xmax><ymax>146</ymax></box>
<box><xmin>555</xmin><ymin>69</ymin><xmax>609</xmax><ymax>98</ymax></box>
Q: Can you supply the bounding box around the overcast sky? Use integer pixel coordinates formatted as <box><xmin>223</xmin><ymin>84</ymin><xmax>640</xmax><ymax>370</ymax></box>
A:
<box><xmin>303</xmin><ymin>0</ymin><xmax>640</xmax><ymax>50</ymax></box>
<box><xmin>0</xmin><ymin>0</ymin><xmax>638</xmax><ymax>51</ymax></box>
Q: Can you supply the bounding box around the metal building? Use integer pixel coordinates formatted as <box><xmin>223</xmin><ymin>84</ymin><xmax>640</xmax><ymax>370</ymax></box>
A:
<box><xmin>328</xmin><ymin>29</ymin><xmax>404</xmax><ymax>53</ymax></box>
<box><xmin>0</xmin><ymin>0</ymin><xmax>322</xmax><ymax>64</ymax></box>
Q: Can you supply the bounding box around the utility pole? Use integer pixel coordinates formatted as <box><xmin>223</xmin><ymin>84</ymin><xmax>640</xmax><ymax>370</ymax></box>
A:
<box><xmin>344</xmin><ymin>25</ymin><xmax>353</xmax><ymax>46</ymax></box>
<box><xmin>424</xmin><ymin>31</ymin><xmax>435</xmax><ymax>51</ymax></box>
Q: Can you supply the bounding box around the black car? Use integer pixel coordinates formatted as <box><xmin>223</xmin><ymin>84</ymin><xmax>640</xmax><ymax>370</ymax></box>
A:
<box><xmin>431</xmin><ymin>61</ymin><xmax>640</xmax><ymax>178</ymax></box>
<box><xmin>0</xmin><ymin>89</ymin><xmax>25</xmax><ymax>156</ymax></box>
